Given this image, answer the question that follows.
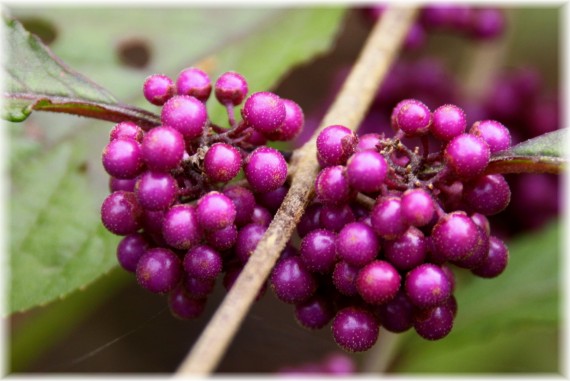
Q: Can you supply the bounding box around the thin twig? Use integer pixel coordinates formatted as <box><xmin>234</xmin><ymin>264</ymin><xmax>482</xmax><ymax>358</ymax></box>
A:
<box><xmin>175</xmin><ymin>6</ymin><xmax>418</xmax><ymax>376</ymax></box>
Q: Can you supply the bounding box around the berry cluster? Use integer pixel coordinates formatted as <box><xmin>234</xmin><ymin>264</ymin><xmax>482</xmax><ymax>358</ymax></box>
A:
<box><xmin>361</xmin><ymin>5</ymin><xmax>505</xmax><ymax>50</ymax></box>
<box><xmin>277</xmin><ymin>352</ymin><xmax>355</xmax><ymax>376</ymax></box>
<box><xmin>100</xmin><ymin>67</ymin><xmax>304</xmax><ymax>319</ymax></box>
<box><xmin>270</xmin><ymin>99</ymin><xmax>511</xmax><ymax>352</ymax></box>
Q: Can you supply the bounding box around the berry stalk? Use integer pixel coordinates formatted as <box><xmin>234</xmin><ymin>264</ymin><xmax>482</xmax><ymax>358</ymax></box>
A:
<box><xmin>175</xmin><ymin>5</ymin><xmax>419</xmax><ymax>376</ymax></box>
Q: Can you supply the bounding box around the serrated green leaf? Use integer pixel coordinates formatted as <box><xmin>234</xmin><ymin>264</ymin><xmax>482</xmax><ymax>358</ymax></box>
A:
<box><xmin>393</xmin><ymin>222</ymin><xmax>561</xmax><ymax>373</ymax></box>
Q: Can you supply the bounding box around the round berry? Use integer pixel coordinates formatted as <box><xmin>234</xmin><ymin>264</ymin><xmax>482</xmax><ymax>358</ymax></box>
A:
<box><xmin>315</xmin><ymin>166</ymin><xmax>352</xmax><ymax>205</ymax></box>
<box><xmin>376</xmin><ymin>290</ymin><xmax>414</xmax><ymax>333</ymax></box>
<box><xmin>161</xmin><ymin>95</ymin><xmax>208</xmax><ymax>139</ymax></box>
<box><xmin>109</xmin><ymin>177</ymin><xmax>137</xmax><ymax>193</ymax></box>
<box><xmin>469</xmin><ymin>8</ymin><xmax>505</xmax><ymax>40</ymax></box>
<box><xmin>214</xmin><ymin>71</ymin><xmax>248</xmax><ymax>106</ymax></box>
<box><xmin>183</xmin><ymin>245</ymin><xmax>223</xmax><ymax>280</ymax></box>
<box><xmin>413</xmin><ymin>304</ymin><xmax>454</xmax><ymax>340</ymax></box>
<box><xmin>451</xmin><ymin>225</ymin><xmax>489</xmax><ymax>270</ymax></box>
<box><xmin>270</xmin><ymin>256</ymin><xmax>317</xmax><ymax>304</ymax></box>
<box><xmin>331</xmin><ymin>307</ymin><xmax>379</xmax><ymax>352</ymax></box>
<box><xmin>176</xmin><ymin>67</ymin><xmax>211</xmax><ymax>102</ymax></box>
<box><xmin>196</xmin><ymin>191</ymin><xmax>236</xmax><ymax>231</ymax></box>
<box><xmin>319</xmin><ymin>204</ymin><xmax>355</xmax><ymax>233</ymax></box>
<box><xmin>356</xmin><ymin>133</ymin><xmax>382</xmax><ymax>152</ymax></box>
<box><xmin>244</xmin><ymin>146</ymin><xmax>288</xmax><ymax>193</ymax></box>
<box><xmin>471</xmin><ymin>212</ymin><xmax>491</xmax><ymax>236</ymax></box>
<box><xmin>223</xmin><ymin>185</ymin><xmax>255</xmax><ymax>226</ymax></box>
<box><xmin>264</xmin><ymin>99</ymin><xmax>304</xmax><ymax>141</ymax></box>
<box><xmin>102</xmin><ymin>138</ymin><xmax>144</xmax><ymax>179</ymax></box>
<box><xmin>141</xmin><ymin>209</ymin><xmax>166</xmax><ymax>245</ymax></box>
<box><xmin>204</xmin><ymin>224</ymin><xmax>238</xmax><ymax>251</ymax></box>
<box><xmin>294</xmin><ymin>294</ymin><xmax>334</xmax><ymax>330</ymax></box>
<box><xmin>463</xmin><ymin>174</ymin><xmax>511</xmax><ymax>216</ymax></box>
<box><xmin>472</xmin><ymin>236</ymin><xmax>509</xmax><ymax>278</ymax></box>
<box><xmin>332</xmin><ymin>261</ymin><xmax>360</xmax><ymax>296</ymax></box>
<box><xmin>183</xmin><ymin>275</ymin><xmax>216</xmax><ymax>299</ymax></box>
<box><xmin>444</xmin><ymin>133</ymin><xmax>490</xmax><ymax>179</ymax></box>
<box><xmin>297</xmin><ymin>203</ymin><xmax>323</xmax><ymax>238</ymax></box>
<box><xmin>168</xmin><ymin>286</ymin><xmax>206</xmax><ymax>320</ymax></box>
<box><xmin>241</xmin><ymin>91</ymin><xmax>286</xmax><ymax>135</ymax></box>
<box><xmin>250</xmin><ymin>205</ymin><xmax>272</xmax><ymax>226</ymax></box>
<box><xmin>235</xmin><ymin>223</ymin><xmax>267</xmax><ymax>263</ymax></box>
<box><xmin>203</xmin><ymin>143</ymin><xmax>242</xmax><ymax>183</ymax></box>
<box><xmin>371</xmin><ymin>196</ymin><xmax>408</xmax><ymax>239</ymax></box>
<box><xmin>431</xmin><ymin>211</ymin><xmax>484</xmax><ymax>262</ymax></box>
<box><xmin>395</xmin><ymin>99</ymin><xmax>432</xmax><ymax>136</ymax></box>
<box><xmin>162</xmin><ymin>204</ymin><xmax>201</xmax><ymax>250</ymax></box>
<box><xmin>256</xmin><ymin>185</ymin><xmax>288</xmax><ymax>213</ymax></box>
<box><xmin>405</xmin><ymin>264</ymin><xmax>452</xmax><ymax>309</ymax></box>
<box><xmin>143</xmin><ymin>74</ymin><xmax>175</xmax><ymax>106</ymax></box>
<box><xmin>384</xmin><ymin>226</ymin><xmax>427</xmax><ymax>271</ymax></box>
<box><xmin>469</xmin><ymin>120</ymin><xmax>511</xmax><ymax>154</ymax></box>
<box><xmin>356</xmin><ymin>260</ymin><xmax>401</xmax><ymax>305</ymax></box>
<box><xmin>431</xmin><ymin>104</ymin><xmax>467</xmax><ymax>141</ymax></box>
<box><xmin>134</xmin><ymin>171</ymin><xmax>178</xmax><ymax>211</ymax></box>
<box><xmin>300</xmin><ymin>229</ymin><xmax>337</xmax><ymax>273</ymax></box>
<box><xmin>109</xmin><ymin>121</ymin><xmax>143</xmax><ymax>143</ymax></box>
<box><xmin>116</xmin><ymin>233</ymin><xmax>150</xmax><ymax>273</ymax></box>
<box><xmin>136</xmin><ymin>248</ymin><xmax>182</xmax><ymax>293</ymax></box>
<box><xmin>400</xmin><ymin>188</ymin><xmax>435</xmax><ymax>227</ymax></box>
<box><xmin>346</xmin><ymin>150</ymin><xmax>388</xmax><ymax>193</ymax></box>
<box><xmin>101</xmin><ymin>191</ymin><xmax>143</xmax><ymax>235</ymax></box>
<box><xmin>336</xmin><ymin>222</ymin><xmax>380</xmax><ymax>267</ymax></box>
<box><xmin>141</xmin><ymin>126</ymin><xmax>185</xmax><ymax>172</ymax></box>
<box><xmin>316</xmin><ymin>125</ymin><xmax>358</xmax><ymax>167</ymax></box>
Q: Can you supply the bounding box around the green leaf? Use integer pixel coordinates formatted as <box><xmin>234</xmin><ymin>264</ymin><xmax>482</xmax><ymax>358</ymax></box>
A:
<box><xmin>393</xmin><ymin>222</ymin><xmax>561</xmax><ymax>373</ymax></box>
<box><xmin>2</xmin><ymin>14</ymin><xmax>160</xmax><ymax>128</ymax></box>
<box><xmin>486</xmin><ymin>129</ymin><xmax>567</xmax><ymax>174</ymax></box>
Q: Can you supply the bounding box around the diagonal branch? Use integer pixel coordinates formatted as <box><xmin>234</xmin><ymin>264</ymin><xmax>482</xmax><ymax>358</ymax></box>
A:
<box><xmin>175</xmin><ymin>6</ymin><xmax>419</xmax><ymax>376</ymax></box>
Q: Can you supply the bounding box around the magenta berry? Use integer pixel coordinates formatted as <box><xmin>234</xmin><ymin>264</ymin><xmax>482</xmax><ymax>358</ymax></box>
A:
<box><xmin>346</xmin><ymin>150</ymin><xmax>388</xmax><ymax>193</ymax></box>
<box><xmin>376</xmin><ymin>290</ymin><xmax>415</xmax><ymax>333</ymax></box>
<box><xmin>134</xmin><ymin>171</ymin><xmax>178</xmax><ymax>211</ymax></box>
<box><xmin>264</xmin><ymin>99</ymin><xmax>305</xmax><ymax>141</ymax></box>
<box><xmin>109</xmin><ymin>177</ymin><xmax>137</xmax><ymax>193</ymax></box>
<box><xmin>256</xmin><ymin>185</ymin><xmax>288</xmax><ymax>213</ymax></box>
<box><xmin>463</xmin><ymin>174</ymin><xmax>511</xmax><ymax>216</ymax></box>
<box><xmin>214</xmin><ymin>71</ymin><xmax>248</xmax><ymax>106</ymax></box>
<box><xmin>102</xmin><ymin>138</ymin><xmax>143</xmax><ymax>179</ymax></box>
<box><xmin>169</xmin><ymin>286</ymin><xmax>206</xmax><ymax>320</ymax></box>
<box><xmin>431</xmin><ymin>211</ymin><xmax>484</xmax><ymax>262</ymax></box>
<box><xmin>223</xmin><ymin>186</ymin><xmax>256</xmax><ymax>226</ymax></box>
<box><xmin>141</xmin><ymin>126</ymin><xmax>185</xmax><ymax>172</ymax></box>
<box><xmin>116</xmin><ymin>233</ymin><xmax>150</xmax><ymax>273</ymax></box>
<box><xmin>356</xmin><ymin>260</ymin><xmax>401</xmax><ymax>305</ymax></box>
<box><xmin>431</xmin><ymin>104</ymin><xmax>467</xmax><ymax>141</ymax></box>
<box><xmin>161</xmin><ymin>95</ymin><xmax>208</xmax><ymax>139</ymax></box>
<box><xmin>405</xmin><ymin>263</ymin><xmax>452</xmax><ymax>309</ymax></box>
<box><xmin>316</xmin><ymin>125</ymin><xmax>358</xmax><ymax>167</ymax></box>
<box><xmin>196</xmin><ymin>191</ymin><xmax>236</xmax><ymax>231</ymax></box>
<box><xmin>294</xmin><ymin>294</ymin><xmax>335</xmax><ymax>330</ymax></box>
<box><xmin>109</xmin><ymin>121</ymin><xmax>143</xmax><ymax>143</ymax></box>
<box><xmin>331</xmin><ymin>307</ymin><xmax>379</xmax><ymax>352</ymax></box>
<box><xmin>162</xmin><ymin>204</ymin><xmax>201</xmax><ymax>250</ymax></box>
<box><xmin>414</xmin><ymin>304</ymin><xmax>454</xmax><ymax>341</ymax></box>
<box><xmin>300</xmin><ymin>229</ymin><xmax>337</xmax><ymax>273</ymax></box>
<box><xmin>203</xmin><ymin>143</ymin><xmax>242</xmax><ymax>183</ymax></box>
<box><xmin>204</xmin><ymin>224</ymin><xmax>238</xmax><ymax>251</ymax></box>
<box><xmin>395</xmin><ymin>99</ymin><xmax>432</xmax><ymax>136</ymax></box>
<box><xmin>241</xmin><ymin>91</ymin><xmax>286</xmax><ymax>135</ymax></box>
<box><xmin>183</xmin><ymin>275</ymin><xmax>216</xmax><ymax>299</ymax></box>
<box><xmin>371</xmin><ymin>196</ymin><xmax>408</xmax><ymax>239</ymax></box>
<box><xmin>332</xmin><ymin>261</ymin><xmax>360</xmax><ymax>296</ymax></box>
<box><xmin>444</xmin><ymin>133</ymin><xmax>490</xmax><ymax>179</ymax></box>
<box><xmin>469</xmin><ymin>120</ymin><xmax>511</xmax><ymax>154</ymax></box>
<box><xmin>319</xmin><ymin>204</ymin><xmax>355</xmax><ymax>233</ymax></box>
<box><xmin>176</xmin><ymin>67</ymin><xmax>212</xmax><ymax>102</ymax></box>
<box><xmin>297</xmin><ymin>203</ymin><xmax>323</xmax><ymax>238</ymax></box>
<box><xmin>469</xmin><ymin>8</ymin><xmax>506</xmax><ymax>40</ymax></box>
<box><xmin>136</xmin><ymin>248</ymin><xmax>182</xmax><ymax>294</ymax></box>
<box><xmin>183</xmin><ymin>245</ymin><xmax>223</xmax><ymax>280</ymax></box>
<box><xmin>235</xmin><ymin>223</ymin><xmax>267</xmax><ymax>263</ymax></box>
<box><xmin>270</xmin><ymin>256</ymin><xmax>317</xmax><ymax>304</ymax></box>
<box><xmin>143</xmin><ymin>74</ymin><xmax>175</xmax><ymax>106</ymax></box>
<box><xmin>384</xmin><ymin>226</ymin><xmax>427</xmax><ymax>271</ymax></box>
<box><xmin>400</xmin><ymin>188</ymin><xmax>435</xmax><ymax>227</ymax></box>
<box><xmin>472</xmin><ymin>236</ymin><xmax>509</xmax><ymax>278</ymax></box>
<box><xmin>356</xmin><ymin>133</ymin><xmax>382</xmax><ymax>152</ymax></box>
<box><xmin>336</xmin><ymin>222</ymin><xmax>380</xmax><ymax>267</ymax></box>
<box><xmin>250</xmin><ymin>205</ymin><xmax>272</xmax><ymax>226</ymax></box>
<box><xmin>244</xmin><ymin>146</ymin><xmax>288</xmax><ymax>193</ymax></box>
<box><xmin>315</xmin><ymin>166</ymin><xmax>352</xmax><ymax>205</ymax></box>
<box><xmin>101</xmin><ymin>191</ymin><xmax>143</xmax><ymax>235</ymax></box>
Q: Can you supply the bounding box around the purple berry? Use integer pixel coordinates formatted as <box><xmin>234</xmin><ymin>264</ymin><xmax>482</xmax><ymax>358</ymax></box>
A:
<box><xmin>176</xmin><ymin>67</ymin><xmax>212</xmax><ymax>102</ymax></box>
<box><xmin>183</xmin><ymin>275</ymin><xmax>216</xmax><ymax>299</ymax></box>
<box><xmin>346</xmin><ymin>150</ymin><xmax>388</xmax><ymax>193</ymax></box>
<box><xmin>264</xmin><ymin>99</ymin><xmax>305</xmax><ymax>141</ymax></box>
<box><xmin>196</xmin><ymin>191</ymin><xmax>236</xmax><ymax>231</ymax></box>
<box><xmin>203</xmin><ymin>143</ymin><xmax>242</xmax><ymax>183</ymax></box>
<box><xmin>452</xmin><ymin>225</ymin><xmax>489</xmax><ymax>269</ymax></box>
<box><xmin>316</xmin><ymin>125</ymin><xmax>358</xmax><ymax>167</ymax></box>
<box><xmin>141</xmin><ymin>126</ymin><xmax>185</xmax><ymax>172</ymax></box>
<box><xmin>376</xmin><ymin>290</ymin><xmax>414</xmax><ymax>333</ymax></box>
<box><xmin>384</xmin><ymin>226</ymin><xmax>427</xmax><ymax>271</ymax></box>
<box><xmin>356</xmin><ymin>133</ymin><xmax>382</xmax><ymax>152</ymax></box>
<box><xmin>161</xmin><ymin>95</ymin><xmax>208</xmax><ymax>139</ymax></box>
<box><xmin>469</xmin><ymin>8</ymin><xmax>505</xmax><ymax>40</ymax></box>
<box><xmin>469</xmin><ymin>120</ymin><xmax>511</xmax><ymax>154</ymax></box>
<box><xmin>183</xmin><ymin>245</ymin><xmax>223</xmax><ymax>280</ymax></box>
<box><xmin>431</xmin><ymin>104</ymin><xmax>467</xmax><ymax>141</ymax></box>
<box><xmin>223</xmin><ymin>185</ymin><xmax>255</xmax><ymax>226</ymax></box>
<box><xmin>169</xmin><ymin>286</ymin><xmax>206</xmax><ymax>319</ymax></box>
<box><xmin>101</xmin><ymin>191</ymin><xmax>143</xmax><ymax>235</ymax></box>
<box><xmin>400</xmin><ymin>188</ymin><xmax>435</xmax><ymax>227</ymax></box>
<box><xmin>331</xmin><ymin>307</ymin><xmax>379</xmax><ymax>352</ymax></box>
<box><xmin>136</xmin><ymin>248</ymin><xmax>182</xmax><ymax>293</ymax></box>
<box><xmin>356</xmin><ymin>260</ymin><xmax>401</xmax><ymax>304</ymax></box>
<box><xmin>270</xmin><ymin>256</ymin><xmax>317</xmax><ymax>304</ymax></box>
<box><xmin>109</xmin><ymin>121</ymin><xmax>143</xmax><ymax>143</ymax></box>
<box><xmin>413</xmin><ymin>304</ymin><xmax>454</xmax><ymax>340</ymax></box>
<box><xmin>395</xmin><ymin>99</ymin><xmax>432</xmax><ymax>136</ymax></box>
<box><xmin>250</xmin><ymin>205</ymin><xmax>272</xmax><ymax>226</ymax></box>
<box><xmin>336</xmin><ymin>222</ymin><xmax>380</xmax><ymax>267</ymax></box>
<box><xmin>472</xmin><ymin>236</ymin><xmax>509</xmax><ymax>278</ymax></box>
<box><xmin>116</xmin><ymin>233</ymin><xmax>150</xmax><ymax>273</ymax></box>
<box><xmin>256</xmin><ymin>185</ymin><xmax>288</xmax><ymax>213</ymax></box>
<box><xmin>332</xmin><ymin>261</ymin><xmax>360</xmax><ymax>296</ymax></box>
<box><xmin>162</xmin><ymin>204</ymin><xmax>201</xmax><ymax>250</ymax></box>
<box><xmin>431</xmin><ymin>211</ymin><xmax>484</xmax><ymax>262</ymax></box>
<box><xmin>300</xmin><ymin>229</ymin><xmax>337</xmax><ymax>273</ymax></box>
<box><xmin>204</xmin><ymin>224</ymin><xmax>238</xmax><ymax>251</ymax></box>
<box><xmin>371</xmin><ymin>196</ymin><xmax>408</xmax><ymax>239</ymax></box>
<box><xmin>321</xmin><ymin>353</ymin><xmax>356</xmax><ymax>375</ymax></box>
<box><xmin>134</xmin><ymin>171</ymin><xmax>178</xmax><ymax>211</ymax></box>
<box><xmin>214</xmin><ymin>71</ymin><xmax>248</xmax><ymax>106</ymax></box>
<box><xmin>294</xmin><ymin>294</ymin><xmax>334</xmax><ymax>330</ymax></box>
<box><xmin>241</xmin><ymin>91</ymin><xmax>286</xmax><ymax>135</ymax></box>
<box><xmin>297</xmin><ymin>203</ymin><xmax>323</xmax><ymax>237</ymax></box>
<box><xmin>463</xmin><ymin>174</ymin><xmax>511</xmax><ymax>216</ymax></box>
<box><xmin>319</xmin><ymin>204</ymin><xmax>355</xmax><ymax>233</ymax></box>
<box><xmin>109</xmin><ymin>177</ymin><xmax>137</xmax><ymax>193</ymax></box>
<box><xmin>235</xmin><ymin>223</ymin><xmax>267</xmax><ymax>263</ymax></box>
<box><xmin>471</xmin><ymin>212</ymin><xmax>490</xmax><ymax>236</ymax></box>
<box><xmin>315</xmin><ymin>166</ymin><xmax>352</xmax><ymax>205</ymax></box>
<box><xmin>444</xmin><ymin>133</ymin><xmax>490</xmax><ymax>179</ymax></box>
<box><xmin>244</xmin><ymin>146</ymin><xmax>288</xmax><ymax>193</ymax></box>
<box><xmin>405</xmin><ymin>263</ymin><xmax>452</xmax><ymax>309</ymax></box>
<box><xmin>143</xmin><ymin>74</ymin><xmax>175</xmax><ymax>106</ymax></box>
<box><xmin>102</xmin><ymin>138</ymin><xmax>144</xmax><ymax>179</ymax></box>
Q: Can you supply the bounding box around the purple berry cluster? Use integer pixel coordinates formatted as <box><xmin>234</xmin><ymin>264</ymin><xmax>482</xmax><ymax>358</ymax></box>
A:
<box><xmin>277</xmin><ymin>352</ymin><xmax>356</xmax><ymax>376</ymax></box>
<box><xmin>272</xmin><ymin>99</ymin><xmax>511</xmax><ymax>352</ymax></box>
<box><xmin>101</xmin><ymin>67</ymin><xmax>304</xmax><ymax>319</ymax></box>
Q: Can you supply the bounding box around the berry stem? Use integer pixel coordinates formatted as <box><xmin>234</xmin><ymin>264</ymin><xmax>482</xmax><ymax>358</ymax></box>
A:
<box><xmin>175</xmin><ymin>6</ymin><xmax>419</xmax><ymax>376</ymax></box>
